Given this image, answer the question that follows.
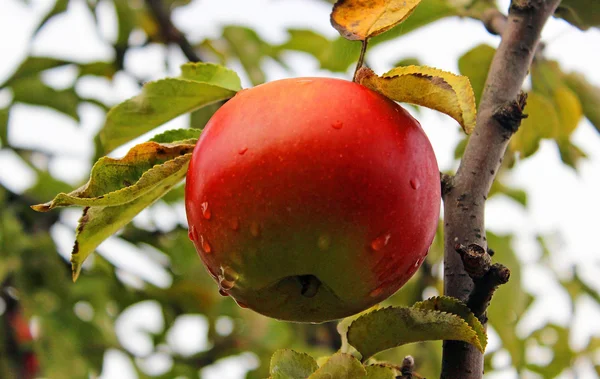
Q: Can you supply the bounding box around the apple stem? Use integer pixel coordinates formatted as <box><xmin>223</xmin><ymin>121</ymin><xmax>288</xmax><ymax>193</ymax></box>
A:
<box><xmin>353</xmin><ymin>39</ymin><xmax>369</xmax><ymax>83</ymax></box>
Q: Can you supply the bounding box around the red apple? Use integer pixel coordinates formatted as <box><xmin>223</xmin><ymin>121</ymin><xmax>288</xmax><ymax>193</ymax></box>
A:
<box><xmin>185</xmin><ymin>77</ymin><xmax>440</xmax><ymax>322</ymax></box>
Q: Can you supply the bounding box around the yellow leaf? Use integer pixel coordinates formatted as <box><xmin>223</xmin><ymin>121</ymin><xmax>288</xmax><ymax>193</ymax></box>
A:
<box><xmin>331</xmin><ymin>0</ymin><xmax>422</xmax><ymax>40</ymax></box>
<box><xmin>554</xmin><ymin>86</ymin><xmax>583</xmax><ymax>138</ymax></box>
<box><xmin>510</xmin><ymin>92</ymin><xmax>559</xmax><ymax>157</ymax></box>
<box><xmin>357</xmin><ymin>66</ymin><xmax>476</xmax><ymax>134</ymax></box>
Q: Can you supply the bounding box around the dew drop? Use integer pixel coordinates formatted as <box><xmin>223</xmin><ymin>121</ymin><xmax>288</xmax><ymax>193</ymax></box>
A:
<box><xmin>250</xmin><ymin>221</ymin><xmax>261</xmax><ymax>237</ymax></box>
<box><xmin>200</xmin><ymin>235</ymin><xmax>212</xmax><ymax>253</ymax></box>
<box><xmin>370</xmin><ymin>233</ymin><xmax>391</xmax><ymax>251</ymax></box>
<box><xmin>221</xmin><ymin>266</ymin><xmax>239</xmax><ymax>282</ymax></box>
<box><xmin>369</xmin><ymin>286</ymin><xmax>384</xmax><ymax>298</ymax></box>
<box><xmin>229</xmin><ymin>217</ymin><xmax>240</xmax><ymax>231</ymax></box>
<box><xmin>317</xmin><ymin>235</ymin><xmax>331</xmax><ymax>251</ymax></box>
<box><xmin>201</xmin><ymin>201</ymin><xmax>211</xmax><ymax>220</ymax></box>
<box><xmin>219</xmin><ymin>279</ymin><xmax>235</xmax><ymax>290</ymax></box>
<box><xmin>331</xmin><ymin>121</ymin><xmax>343</xmax><ymax>130</ymax></box>
<box><xmin>187</xmin><ymin>226</ymin><xmax>197</xmax><ymax>242</ymax></box>
<box><xmin>410</xmin><ymin>178</ymin><xmax>420</xmax><ymax>190</ymax></box>
<box><xmin>238</xmin><ymin>147</ymin><xmax>248</xmax><ymax>155</ymax></box>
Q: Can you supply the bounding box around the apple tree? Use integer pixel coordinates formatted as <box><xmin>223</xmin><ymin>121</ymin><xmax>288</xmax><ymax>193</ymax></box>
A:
<box><xmin>1</xmin><ymin>0</ymin><xmax>599</xmax><ymax>378</ymax></box>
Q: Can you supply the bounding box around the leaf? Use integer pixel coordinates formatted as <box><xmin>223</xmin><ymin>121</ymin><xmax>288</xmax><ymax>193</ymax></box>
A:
<box><xmin>113</xmin><ymin>0</ymin><xmax>135</xmax><ymax>47</ymax></box>
<box><xmin>11</xmin><ymin>77</ymin><xmax>80</xmax><ymax>121</ymax></box>
<box><xmin>78</xmin><ymin>61</ymin><xmax>117</xmax><ymax>79</ymax></box>
<box><xmin>331</xmin><ymin>0</ymin><xmax>423</xmax><ymax>40</ymax></box>
<box><xmin>486</xmin><ymin>232</ymin><xmax>531</xmax><ymax>370</ymax></box>
<box><xmin>2</xmin><ymin>56</ymin><xmax>69</xmax><ymax>87</ymax></box>
<box><xmin>458</xmin><ymin>44</ymin><xmax>495</xmax><ymax>106</ymax></box>
<box><xmin>34</xmin><ymin>0</ymin><xmax>69</xmax><ymax>36</ymax></box>
<box><xmin>97</xmin><ymin>62</ymin><xmax>240</xmax><ymax>154</ymax></box>
<box><xmin>553</xmin><ymin>86</ymin><xmax>583</xmax><ymax>138</ymax></box>
<box><xmin>31</xmin><ymin>141</ymin><xmax>195</xmax><ymax>211</ymax></box>
<box><xmin>269</xmin><ymin>349</ymin><xmax>318</xmax><ymax>379</ymax></box>
<box><xmin>357</xmin><ymin>66</ymin><xmax>476</xmax><ymax>133</ymax></box>
<box><xmin>338</xmin><ymin>305</ymin><xmax>380</xmax><ymax>354</ymax></box>
<box><xmin>69</xmin><ymin>154</ymin><xmax>190</xmax><ymax>280</ymax></box>
<box><xmin>564</xmin><ymin>72</ymin><xmax>600</xmax><ymax>134</ymax></box>
<box><xmin>413</xmin><ymin>296</ymin><xmax>487</xmax><ymax>352</ymax></box>
<box><xmin>557</xmin><ymin>139</ymin><xmax>587</xmax><ymax>169</ymax></box>
<box><xmin>0</xmin><ymin>108</ymin><xmax>8</xmax><ymax>146</ymax></box>
<box><xmin>308</xmin><ymin>352</ymin><xmax>366</xmax><ymax>379</ymax></box>
<box><xmin>222</xmin><ymin>26</ymin><xmax>273</xmax><ymax>86</ymax></box>
<box><xmin>347</xmin><ymin>306</ymin><xmax>484</xmax><ymax>361</ymax></box>
<box><xmin>554</xmin><ymin>0</ymin><xmax>600</xmax><ymax>30</ymax></box>
<box><xmin>150</xmin><ymin>128</ymin><xmax>202</xmax><ymax>143</ymax></box>
<box><xmin>365</xmin><ymin>365</ymin><xmax>398</xmax><ymax>379</ymax></box>
<box><xmin>510</xmin><ymin>92</ymin><xmax>560</xmax><ymax>157</ymax></box>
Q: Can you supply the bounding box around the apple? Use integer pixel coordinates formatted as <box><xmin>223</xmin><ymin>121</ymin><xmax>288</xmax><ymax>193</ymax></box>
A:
<box><xmin>185</xmin><ymin>77</ymin><xmax>440</xmax><ymax>323</ymax></box>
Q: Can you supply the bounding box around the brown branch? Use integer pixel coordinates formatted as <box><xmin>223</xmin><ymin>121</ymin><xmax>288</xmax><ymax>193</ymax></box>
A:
<box><xmin>454</xmin><ymin>244</ymin><xmax>511</xmax><ymax>322</ymax></box>
<box><xmin>441</xmin><ymin>0</ymin><xmax>562</xmax><ymax>378</ymax></box>
<box><xmin>145</xmin><ymin>0</ymin><xmax>202</xmax><ymax>62</ymax></box>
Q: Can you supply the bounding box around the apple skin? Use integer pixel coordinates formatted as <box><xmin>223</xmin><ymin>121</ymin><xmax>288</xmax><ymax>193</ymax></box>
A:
<box><xmin>185</xmin><ymin>77</ymin><xmax>440</xmax><ymax>323</ymax></box>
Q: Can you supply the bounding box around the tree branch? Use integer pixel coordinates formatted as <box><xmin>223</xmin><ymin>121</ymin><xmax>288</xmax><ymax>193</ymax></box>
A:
<box><xmin>145</xmin><ymin>0</ymin><xmax>202</xmax><ymax>62</ymax></box>
<box><xmin>441</xmin><ymin>0</ymin><xmax>562</xmax><ymax>378</ymax></box>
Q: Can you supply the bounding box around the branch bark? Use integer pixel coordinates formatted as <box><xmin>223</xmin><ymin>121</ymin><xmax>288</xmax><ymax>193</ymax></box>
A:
<box><xmin>145</xmin><ymin>0</ymin><xmax>202</xmax><ymax>62</ymax></box>
<box><xmin>440</xmin><ymin>0</ymin><xmax>561</xmax><ymax>378</ymax></box>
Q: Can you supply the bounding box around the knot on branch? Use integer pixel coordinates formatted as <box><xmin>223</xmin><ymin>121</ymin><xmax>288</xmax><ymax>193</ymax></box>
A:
<box><xmin>455</xmin><ymin>243</ymin><xmax>491</xmax><ymax>278</ymax></box>
<box><xmin>440</xmin><ymin>173</ymin><xmax>454</xmax><ymax>197</ymax></box>
<box><xmin>493</xmin><ymin>91</ymin><xmax>528</xmax><ymax>136</ymax></box>
<box><xmin>482</xmin><ymin>8</ymin><xmax>507</xmax><ymax>36</ymax></box>
<box><xmin>455</xmin><ymin>243</ymin><xmax>511</xmax><ymax>321</ymax></box>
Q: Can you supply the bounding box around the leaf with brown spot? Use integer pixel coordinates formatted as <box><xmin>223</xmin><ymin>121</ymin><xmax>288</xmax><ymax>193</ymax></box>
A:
<box><xmin>357</xmin><ymin>66</ymin><xmax>476</xmax><ymax>133</ymax></box>
<box><xmin>31</xmin><ymin>141</ymin><xmax>196</xmax><ymax>211</ymax></box>
<box><xmin>69</xmin><ymin>153</ymin><xmax>191</xmax><ymax>281</ymax></box>
<box><xmin>331</xmin><ymin>0</ymin><xmax>423</xmax><ymax>40</ymax></box>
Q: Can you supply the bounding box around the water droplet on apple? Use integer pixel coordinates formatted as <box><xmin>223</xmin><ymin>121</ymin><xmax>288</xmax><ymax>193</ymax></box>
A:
<box><xmin>370</xmin><ymin>233</ymin><xmax>391</xmax><ymax>251</ymax></box>
<box><xmin>219</xmin><ymin>279</ymin><xmax>235</xmax><ymax>290</ymax></box>
<box><xmin>331</xmin><ymin>121</ymin><xmax>343</xmax><ymax>130</ymax></box>
<box><xmin>229</xmin><ymin>217</ymin><xmax>240</xmax><ymax>231</ymax></box>
<box><xmin>221</xmin><ymin>266</ymin><xmax>239</xmax><ymax>282</ymax></box>
<box><xmin>250</xmin><ymin>221</ymin><xmax>261</xmax><ymax>237</ymax></box>
<box><xmin>201</xmin><ymin>201</ymin><xmax>211</xmax><ymax>219</ymax></box>
<box><xmin>187</xmin><ymin>226</ymin><xmax>197</xmax><ymax>242</ymax></box>
<box><xmin>410</xmin><ymin>178</ymin><xmax>420</xmax><ymax>190</ymax></box>
<box><xmin>317</xmin><ymin>235</ymin><xmax>330</xmax><ymax>250</ymax></box>
<box><xmin>200</xmin><ymin>235</ymin><xmax>212</xmax><ymax>253</ymax></box>
<box><xmin>369</xmin><ymin>286</ymin><xmax>384</xmax><ymax>298</ymax></box>
<box><xmin>238</xmin><ymin>147</ymin><xmax>248</xmax><ymax>155</ymax></box>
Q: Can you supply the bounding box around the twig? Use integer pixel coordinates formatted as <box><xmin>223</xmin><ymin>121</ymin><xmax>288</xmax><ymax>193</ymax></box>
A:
<box><xmin>441</xmin><ymin>0</ymin><xmax>562</xmax><ymax>378</ymax></box>
<box><xmin>353</xmin><ymin>39</ymin><xmax>369</xmax><ymax>82</ymax></box>
<box><xmin>455</xmin><ymin>244</ymin><xmax>510</xmax><ymax>322</ymax></box>
<box><xmin>145</xmin><ymin>0</ymin><xmax>202</xmax><ymax>62</ymax></box>
<box><xmin>482</xmin><ymin>8</ymin><xmax>508</xmax><ymax>36</ymax></box>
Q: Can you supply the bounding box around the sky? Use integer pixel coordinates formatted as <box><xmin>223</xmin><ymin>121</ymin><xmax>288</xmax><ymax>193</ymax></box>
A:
<box><xmin>0</xmin><ymin>0</ymin><xmax>599</xmax><ymax>378</ymax></box>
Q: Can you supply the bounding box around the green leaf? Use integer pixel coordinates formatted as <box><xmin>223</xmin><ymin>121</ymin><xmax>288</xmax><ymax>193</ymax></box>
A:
<box><xmin>0</xmin><ymin>108</ymin><xmax>8</xmax><ymax>146</ymax></box>
<box><xmin>413</xmin><ymin>296</ymin><xmax>487</xmax><ymax>351</ymax></box>
<box><xmin>31</xmin><ymin>141</ymin><xmax>195</xmax><ymax>211</ymax></box>
<box><xmin>222</xmin><ymin>26</ymin><xmax>271</xmax><ymax>86</ymax></box>
<box><xmin>69</xmin><ymin>153</ymin><xmax>190</xmax><ymax>280</ymax></box>
<box><xmin>527</xmin><ymin>325</ymin><xmax>573</xmax><ymax>377</ymax></box>
<box><xmin>97</xmin><ymin>62</ymin><xmax>240</xmax><ymax>154</ymax></box>
<box><xmin>486</xmin><ymin>232</ymin><xmax>531</xmax><ymax>370</ymax></box>
<box><xmin>2</xmin><ymin>56</ymin><xmax>69</xmax><ymax>87</ymax></box>
<box><xmin>308</xmin><ymin>352</ymin><xmax>366</xmax><ymax>379</ymax></box>
<box><xmin>365</xmin><ymin>364</ymin><xmax>398</xmax><ymax>379</ymax></box>
<box><xmin>554</xmin><ymin>0</ymin><xmax>600</xmax><ymax>30</ymax></box>
<box><xmin>564</xmin><ymin>72</ymin><xmax>600</xmax><ymax>134</ymax></box>
<box><xmin>78</xmin><ymin>61</ymin><xmax>117</xmax><ymax>79</ymax></box>
<box><xmin>347</xmin><ymin>306</ymin><xmax>484</xmax><ymax>361</ymax></box>
<box><xmin>150</xmin><ymin>128</ymin><xmax>202</xmax><ymax>143</ymax></box>
<box><xmin>11</xmin><ymin>77</ymin><xmax>80</xmax><ymax>121</ymax></box>
<box><xmin>113</xmin><ymin>0</ymin><xmax>135</xmax><ymax>47</ymax></box>
<box><xmin>269</xmin><ymin>349</ymin><xmax>318</xmax><ymax>379</ymax></box>
<box><xmin>510</xmin><ymin>92</ymin><xmax>560</xmax><ymax>157</ymax></box>
<box><xmin>34</xmin><ymin>0</ymin><xmax>69</xmax><ymax>36</ymax></box>
<box><xmin>458</xmin><ymin>44</ymin><xmax>495</xmax><ymax>106</ymax></box>
<box><xmin>557</xmin><ymin>139</ymin><xmax>587</xmax><ymax>169</ymax></box>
